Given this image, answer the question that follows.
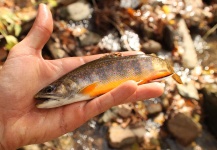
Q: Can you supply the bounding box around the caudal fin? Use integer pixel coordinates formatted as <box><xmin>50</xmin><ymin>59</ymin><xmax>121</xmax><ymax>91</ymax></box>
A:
<box><xmin>172</xmin><ymin>73</ymin><xmax>183</xmax><ymax>84</ymax></box>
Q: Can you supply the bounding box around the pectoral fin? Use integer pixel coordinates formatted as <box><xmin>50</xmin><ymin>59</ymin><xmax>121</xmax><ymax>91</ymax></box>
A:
<box><xmin>80</xmin><ymin>82</ymin><xmax>99</xmax><ymax>95</ymax></box>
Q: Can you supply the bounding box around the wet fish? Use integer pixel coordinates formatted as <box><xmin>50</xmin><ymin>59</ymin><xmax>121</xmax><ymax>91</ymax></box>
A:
<box><xmin>35</xmin><ymin>54</ymin><xmax>182</xmax><ymax>108</ymax></box>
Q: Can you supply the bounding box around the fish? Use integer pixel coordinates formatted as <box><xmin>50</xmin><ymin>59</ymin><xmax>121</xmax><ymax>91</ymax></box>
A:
<box><xmin>35</xmin><ymin>53</ymin><xmax>182</xmax><ymax>108</ymax></box>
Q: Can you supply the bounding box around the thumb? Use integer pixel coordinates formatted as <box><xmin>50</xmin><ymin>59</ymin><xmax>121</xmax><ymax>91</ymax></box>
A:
<box><xmin>10</xmin><ymin>3</ymin><xmax>53</xmax><ymax>57</ymax></box>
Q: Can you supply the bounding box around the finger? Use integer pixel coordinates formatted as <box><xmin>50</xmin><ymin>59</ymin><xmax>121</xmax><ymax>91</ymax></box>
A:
<box><xmin>23</xmin><ymin>4</ymin><xmax>53</xmax><ymax>51</ymax></box>
<box><xmin>10</xmin><ymin>4</ymin><xmax>53</xmax><ymax>57</ymax></box>
<box><xmin>51</xmin><ymin>51</ymin><xmax>145</xmax><ymax>77</ymax></box>
<box><xmin>59</xmin><ymin>81</ymin><xmax>163</xmax><ymax>133</ymax></box>
<box><xmin>33</xmin><ymin>81</ymin><xmax>163</xmax><ymax>140</ymax></box>
<box><xmin>83</xmin><ymin>81</ymin><xmax>164</xmax><ymax>119</ymax></box>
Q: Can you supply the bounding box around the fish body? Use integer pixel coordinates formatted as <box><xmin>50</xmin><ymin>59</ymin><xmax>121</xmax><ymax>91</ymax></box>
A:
<box><xmin>35</xmin><ymin>54</ymin><xmax>182</xmax><ymax>108</ymax></box>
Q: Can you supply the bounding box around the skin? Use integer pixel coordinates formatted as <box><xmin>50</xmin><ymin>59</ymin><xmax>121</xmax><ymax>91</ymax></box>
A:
<box><xmin>0</xmin><ymin>4</ymin><xmax>164</xmax><ymax>149</ymax></box>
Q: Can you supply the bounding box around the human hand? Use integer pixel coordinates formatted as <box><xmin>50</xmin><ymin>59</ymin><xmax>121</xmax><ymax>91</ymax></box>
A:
<box><xmin>0</xmin><ymin>4</ymin><xmax>163</xmax><ymax>149</ymax></box>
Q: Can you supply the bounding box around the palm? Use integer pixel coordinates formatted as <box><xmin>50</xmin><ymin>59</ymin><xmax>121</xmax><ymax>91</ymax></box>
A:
<box><xmin>0</xmin><ymin>4</ymin><xmax>163</xmax><ymax>149</ymax></box>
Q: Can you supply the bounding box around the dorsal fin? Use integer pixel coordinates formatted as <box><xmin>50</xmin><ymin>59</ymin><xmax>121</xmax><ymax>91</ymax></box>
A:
<box><xmin>100</xmin><ymin>52</ymin><xmax>123</xmax><ymax>59</ymax></box>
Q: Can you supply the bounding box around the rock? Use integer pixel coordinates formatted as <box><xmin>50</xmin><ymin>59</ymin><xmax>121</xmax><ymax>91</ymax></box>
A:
<box><xmin>162</xmin><ymin>25</ymin><xmax>175</xmax><ymax>51</ymax></box>
<box><xmin>146</xmin><ymin>103</ymin><xmax>163</xmax><ymax>115</ymax></box>
<box><xmin>120</xmin><ymin>0</ymin><xmax>141</xmax><ymax>9</ymax></box>
<box><xmin>98</xmin><ymin>109</ymin><xmax>117</xmax><ymax>123</ymax></box>
<box><xmin>109</xmin><ymin>125</ymin><xmax>136</xmax><ymax>148</ymax></box>
<box><xmin>202</xmin><ymin>83</ymin><xmax>217</xmax><ymax>137</ymax></box>
<box><xmin>58</xmin><ymin>134</ymin><xmax>74</xmax><ymax>150</ymax></box>
<box><xmin>108</xmin><ymin>122</ymin><xmax>146</xmax><ymax>148</ymax></box>
<box><xmin>131</xmin><ymin>127</ymin><xmax>146</xmax><ymax>142</ymax></box>
<box><xmin>67</xmin><ymin>1</ymin><xmax>91</xmax><ymax>21</ymax></box>
<box><xmin>177</xmin><ymin>82</ymin><xmax>199</xmax><ymax>100</ymax></box>
<box><xmin>178</xmin><ymin>19</ymin><xmax>198</xmax><ymax>68</ymax></box>
<box><xmin>117</xmin><ymin>104</ymin><xmax>133</xmax><ymax>118</ymax></box>
<box><xmin>142</xmin><ymin>40</ymin><xmax>162</xmax><ymax>54</ymax></box>
<box><xmin>167</xmin><ymin>113</ymin><xmax>201</xmax><ymax>146</ymax></box>
<box><xmin>79</xmin><ymin>31</ymin><xmax>101</xmax><ymax>47</ymax></box>
<box><xmin>21</xmin><ymin>144</ymin><xmax>41</xmax><ymax>150</ymax></box>
<box><xmin>47</xmin><ymin>40</ymin><xmax>69</xmax><ymax>59</ymax></box>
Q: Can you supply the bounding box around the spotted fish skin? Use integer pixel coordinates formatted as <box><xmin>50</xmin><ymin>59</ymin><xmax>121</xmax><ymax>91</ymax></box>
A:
<box><xmin>35</xmin><ymin>54</ymin><xmax>182</xmax><ymax>108</ymax></box>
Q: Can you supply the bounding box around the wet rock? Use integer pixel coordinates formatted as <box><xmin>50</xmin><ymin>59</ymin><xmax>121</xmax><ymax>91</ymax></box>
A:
<box><xmin>99</xmin><ymin>109</ymin><xmax>117</xmax><ymax>123</ymax></box>
<box><xmin>21</xmin><ymin>144</ymin><xmax>41</xmax><ymax>150</ymax></box>
<box><xmin>167</xmin><ymin>113</ymin><xmax>201</xmax><ymax>146</ymax></box>
<box><xmin>58</xmin><ymin>134</ymin><xmax>74</xmax><ymax>150</ymax></box>
<box><xmin>146</xmin><ymin>103</ymin><xmax>162</xmax><ymax>115</ymax></box>
<box><xmin>120</xmin><ymin>0</ymin><xmax>141</xmax><ymax>9</ymax></box>
<box><xmin>109</xmin><ymin>125</ymin><xmax>136</xmax><ymax>148</ymax></box>
<box><xmin>202</xmin><ymin>83</ymin><xmax>217</xmax><ymax>137</ymax></box>
<box><xmin>131</xmin><ymin>127</ymin><xmax>146</xmax><ymax>142</ymax></box>
<box><xmin>177</xmin><ymin>82</ymin><xmax>199</xmax><ymax>100</ymax></box>
<box><xmin>67</xmin><ymin>1</ymin><xmax>91</xmax><ymax>21</ymax></box>
<box><xmin>117</xmin><ymin>104</ymin><xmax>133</xmax><ymax>118</ymax></box>
<box><xmin>79</xmin><ymin>31</ymin><xmax>101</xmax><ymax>47</ymax></box>
<box><xmin>142</xmin><ymin>40</ymin><xmax>162</xmax><ymax>54</ymax></box>
<box><xmin>47</xmin><ymin>40</ymin><xmax>69</xmax><ymax>59</ymax></box>
<box><xmin>162</xmin><ymin>25</ymin><xmax>175</xmax><ymax>51</ymax></box>
<box><xmin>178</xmin><ymin>19</ymin><xmax>198</xmax><ymax>68</ymax></box>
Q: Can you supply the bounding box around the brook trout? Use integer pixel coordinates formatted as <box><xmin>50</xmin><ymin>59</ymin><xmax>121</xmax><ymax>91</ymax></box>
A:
<box><xmin>35</xmin><ymin>54</ymin><xmax>182</xmax><ymax>108</ymax></box>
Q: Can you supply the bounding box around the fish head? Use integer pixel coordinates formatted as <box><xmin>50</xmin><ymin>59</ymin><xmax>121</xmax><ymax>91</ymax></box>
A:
<box><xmin>35</xmin><ymin>79</ymin><xmax>80</xmax><ymax>108</ymax></box>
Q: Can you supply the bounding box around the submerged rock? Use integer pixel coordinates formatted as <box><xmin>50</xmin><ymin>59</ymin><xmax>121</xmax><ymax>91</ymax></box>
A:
<box><xmin>146</xmin><ymin>103</ymin><xmax>163</xmax><ymax>115</ymax></box>
<box><xmin>117</xmin><ymin>104</ymin><xmax>133</xmax><ymax>118</ymax></box>
<box><xmin>108</xmin><ymin>124</ymin><xmax>146</xmax><ymax>148</ymax></box>
<box><xmin>178</xmin><ymin>19</ymin><xmax>198</xmax><ymax>68</ymax></box>
<box><xmin>47</xmin><ymin>40</ymin><xmax>69</xmax><ymax>59</ymax></box>
<box><xmin>202</xmin><ymin>83</ymin><xmax>217</xmax><ymax>137</ymax></box>
<box><xmin>99</xmin><ymin>109</ymin><xmax>117</xmax><ymax>123</ymax></box>
<box><xmin>67</xmin><ymin>1</ymin><xmax>91</xmax><ymax>21</ymax></box>
<box><xmin>177</xmin><ymin>82</ymin><xmax>199</xmax><ymax>100</ymax></box>
<box><xmin>109</xmin><ymin>125</ymin><xmax>136</xmax><ymax>148</ymax></box>
<box><xmin>162</xmin><ymin>25</ymin><xmax>175</xmax><ymax>51</ymax></box>
<box><xmin>142</xmin><ymin>40</ymin><xmax>162</xmax><ymax>54</ymax></box>
<box><xmin>58</xmin><ymin>1</ymin><xmax>91</xmax><ymax>21</ymax></box>
<box><xmin>167</xmin><ymin>113</ymin><xmax>201</xmax><ymax>146</ymax></box>
<box><xmin>79</xmin><ymin>31</ymin><xmax>101</xmax><ymax>47</ymax></box>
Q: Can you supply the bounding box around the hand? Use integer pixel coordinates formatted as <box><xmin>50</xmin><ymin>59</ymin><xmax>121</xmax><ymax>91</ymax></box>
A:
<box><xmin>0</xmin><ymin>4</ymin><xmax>164</xmax><ymax>149</ymax></box>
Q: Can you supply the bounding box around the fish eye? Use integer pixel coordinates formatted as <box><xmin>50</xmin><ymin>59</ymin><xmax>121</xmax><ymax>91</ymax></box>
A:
<box><xmin>45</xmin><ymin>85</ymin><xmax>56</xmax><ymax>93</ymax></box>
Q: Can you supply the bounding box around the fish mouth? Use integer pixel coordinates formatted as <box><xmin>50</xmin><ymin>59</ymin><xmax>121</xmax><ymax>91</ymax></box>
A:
<box><xmin>34</xmin><ymin>95</ymin><xmax>61</xmax><ymax>108</ymax></box>
<box><xmin>34</xmin><ymin>95</ymin><xmax>59</xmax><ymax>100</ymax></box>
<box><xmin>35</xmin><ymin>97</ymin><xmax>50</xmax><ymax>101</ymax></box>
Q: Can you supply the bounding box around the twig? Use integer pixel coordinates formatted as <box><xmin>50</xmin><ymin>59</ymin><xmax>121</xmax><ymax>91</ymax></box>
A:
<box><xmin>203</xmin><ymin>23</ymin><xmax>217</xmax><ymax>40</ymax></box>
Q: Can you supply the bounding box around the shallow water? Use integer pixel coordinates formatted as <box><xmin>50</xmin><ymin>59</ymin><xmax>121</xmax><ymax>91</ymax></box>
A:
<box><xmin>194</xmin><ymin>35</ymin><xmax>217</xmax><ymax>68</ymax></box>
